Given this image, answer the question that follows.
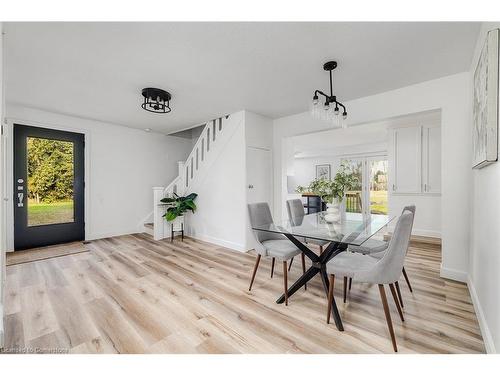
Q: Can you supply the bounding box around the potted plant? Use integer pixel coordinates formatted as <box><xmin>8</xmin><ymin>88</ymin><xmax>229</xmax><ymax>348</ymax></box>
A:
<box><xmin>296</xmin><ymin>161</ymin><xmax>358</xmax><ymax>222</ymax></box>
<box><xmin>160</xmin><ymin>193</ymin><xmax>198</xmax><ymax>230</ymax></box>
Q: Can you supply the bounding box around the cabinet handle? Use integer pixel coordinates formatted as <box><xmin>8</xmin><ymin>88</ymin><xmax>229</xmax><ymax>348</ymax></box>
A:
<box><xmin>424</xmin><ymin>184</ymin><xmax>427</xmax><ymax>192</ymax></box>
<box><xmin>392</xmin><ymin>184</ymin><xmax>395</xmax><ymax>191</ymax></box>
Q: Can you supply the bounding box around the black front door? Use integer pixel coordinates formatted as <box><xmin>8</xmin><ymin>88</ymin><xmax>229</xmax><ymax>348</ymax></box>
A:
<box><xmin>14</xmin><ymin>124</ymin><xmax>85</xmax><ymax>250</ymax></box>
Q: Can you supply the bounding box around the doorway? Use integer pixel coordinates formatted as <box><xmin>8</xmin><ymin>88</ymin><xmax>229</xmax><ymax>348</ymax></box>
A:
<box><xmin>13</xmin><ymin>124</ymin><xmax>85</xmax><ymax>250</ymax></box>
<box><xmin>343</xmin><ymin>156</ymin><xmax>388</xmax><ymax>216</ymax></box>
<box><xmin>246</xmin><ymin>147</ymin><xmax>273</xmax><ymax>208</ymax></box>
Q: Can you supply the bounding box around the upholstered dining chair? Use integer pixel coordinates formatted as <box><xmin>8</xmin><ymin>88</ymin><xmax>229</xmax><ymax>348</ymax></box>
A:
<box><xmin>346</xmin><ymin>205</ymin><xmax>416</xmax><ymax>306</ymax></box>
<box><xmin>286</xmin><ymin>199</ymin><xmax>329</xmax><ymax>255</ymax></box>
<box><xmin>325</xmin><ymin>209</ymin><xmax>414</xmax><ymax>352</ymax></box>
<box><xmin>247</xmin><ymin>202</ymin><xmax>305</xmax><ymax>305</ymax></box>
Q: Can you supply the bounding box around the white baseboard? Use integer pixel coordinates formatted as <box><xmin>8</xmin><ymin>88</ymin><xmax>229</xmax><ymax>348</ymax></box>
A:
<box><xmin>388</xmin><ymin>226</ymin><xmax>441</xmax><ymax>239</ymax></box>
<box><xmin>186</xmin><ymin>233</ymin><xmax>247</xmax><ymax>252</ymax></box>
<box><xmin>412</xmin><ymin>228</ymin><xmax>441</xmax><ymax>238</ymax></box>
<box><xmin>86</xmin><ymin>228</ymin><xmax>140</xmax><ymax>241</ymax></box>
<box><xmin>440</xmin><ymin>264</ymin><xmax>468</xmax><ymax>283</ymax></box>
<box><xmin>467</xmin><ymin>275</ymin><xmax>496</xmax><ymax>354</ymax></box>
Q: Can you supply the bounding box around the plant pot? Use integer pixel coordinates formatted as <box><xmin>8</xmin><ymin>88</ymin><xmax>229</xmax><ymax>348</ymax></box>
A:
<box><xmin>171</xmin><ymin>215</ymin><xmax>184</xmax><ymax>232</ymax></box>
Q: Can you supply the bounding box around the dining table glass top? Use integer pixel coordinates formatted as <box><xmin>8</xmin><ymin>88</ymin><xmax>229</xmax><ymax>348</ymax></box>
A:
<box><xmin>252</xmin><ymin>211</ymin><xmax>394</xmax><ymax>246</ymax></box>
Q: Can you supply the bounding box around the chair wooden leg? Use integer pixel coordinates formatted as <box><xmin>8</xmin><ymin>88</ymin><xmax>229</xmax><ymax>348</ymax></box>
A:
<box><xmin>288</xmin><ymin>257</ymin><xmax>294</xmax><ymax>271</ymax></box>
<box><xmin>270</xmin><ymin>257</ymin><xmax>275</xmax><ymax>278</ymax></box>
<box><xmin>348</xmin><ymin>277</ymin><xmax>352</xmax><ymax>291</ymax></box>
<box><xmin>248</xmin><ymin>254</ymin><xmax>261</xmax><ymax>291</ymax></box>
<box><xmin>301</xmin><ymin>252</ymin><xmax>307</xmax><ymax>290</ymax></box>
<box><xmin>378</xmin><ymin>284</ymin><xmax>398</xmax><ymax>352</ymax></box>
<box><xmin>283</xmin><ymin>261</ymin><xmax>288</xmax><ymax>306</ymax></box>
<box><xmin>343</xmin><ymin>276</ymin><xmax>348</xmax><ymax>303</ymax></box>
<box><xmin>402</xmin><ymin>267</ymin><xmax>413</xmax><ymax>293</ymax></box>
<box><xmin>389</xmin><ymin>283</ymin><xmax>405</xmax><ymax>322</ymax></box>
<box><xmin>395</xmin><ymin>281</ymin><xmax>404</xmax><ymax>308</ymax></box>
<box><xmin>319</xmin><ymin>245</ymin><xmax>323</xmax><ymax>255</ymax></box>
<box><xmin>326</xmin><ymin>274</ymin><xmax>335</xmax><ymax>324</ymax></box>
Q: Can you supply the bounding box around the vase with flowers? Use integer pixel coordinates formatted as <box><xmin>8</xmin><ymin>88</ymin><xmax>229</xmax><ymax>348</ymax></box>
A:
<box><xmin>296</xmin><ymin>161</ymin><xmax>358</xmax><ymax>223</ymax></box>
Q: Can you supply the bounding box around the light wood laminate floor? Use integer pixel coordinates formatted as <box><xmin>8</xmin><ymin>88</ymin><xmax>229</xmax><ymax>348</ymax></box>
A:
<box><xmin>3</xmin><ymin>234</ymin><xmax>485</xmax><ymax>353</ymax></box>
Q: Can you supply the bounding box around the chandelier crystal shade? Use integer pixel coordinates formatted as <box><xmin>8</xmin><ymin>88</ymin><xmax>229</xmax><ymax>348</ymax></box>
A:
<box><xmin>310</xmin><ymin>61</ymin><xmax>347</xmax><ymax>128</ymax></box>
<box><xmin>141</xmin><ymin>87</ymin><xmax>172</xmax><ymax>114</ymax></box>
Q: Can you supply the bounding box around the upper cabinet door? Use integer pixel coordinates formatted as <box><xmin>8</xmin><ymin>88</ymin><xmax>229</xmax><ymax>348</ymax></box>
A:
<box><xmin>392</xmin><ymin>126</ymin><xmax>422</xmax><ymax>194</ymax></box>
<box><xmin>422</xmin><ymin>124</ymin><xmax>441</xmax><ymax>194</ymax></box>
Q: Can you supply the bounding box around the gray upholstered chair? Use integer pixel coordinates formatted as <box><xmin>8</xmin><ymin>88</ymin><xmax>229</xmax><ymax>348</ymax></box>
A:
<box><xmin>286</xmin><ymin>199</ymin><xmax>329</xmax><ymax>254</ymax></box>
<box><xmin>247</xmin><ymin>202</ymin><xmax>304</xmax><ymax>305</ymax></box>
<box><xmin>325</xmin><ymin>209</ymin><xmax>414</xmax><ymax>352</ymax></box>
<box><xmin>346</xmin><ymin>205</ymin><xmax>416</xmax><ymax>304</ymax></box>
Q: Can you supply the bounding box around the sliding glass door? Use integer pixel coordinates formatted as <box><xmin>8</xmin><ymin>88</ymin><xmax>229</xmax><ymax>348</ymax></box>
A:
<box><xmin>342</xmin><ymin>156</ymin><xmax>388</xmax><ymax>216</ymax></box>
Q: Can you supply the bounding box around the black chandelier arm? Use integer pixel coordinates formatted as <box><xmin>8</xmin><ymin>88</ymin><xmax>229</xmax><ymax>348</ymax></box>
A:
<box><xmin>314</xmin><ymin>90</ymin><xmax>329</xmax><ymax>99</ymax></box>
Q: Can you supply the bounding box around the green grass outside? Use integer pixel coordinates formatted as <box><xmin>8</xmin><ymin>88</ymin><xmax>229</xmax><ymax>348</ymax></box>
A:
<box><xmin>28</xmin><ymin>200</ymin><xmax>74</xmax><ymax>226</ymax></box>
<box><xmin>370</xmin><ymin>190</ymin><xmax>388</xmax><ymax>215</ymax></box>
<box><xmin>345</xmin><ymin>190</ymin><xmax>388</xmax><ymax>215</ymax></box>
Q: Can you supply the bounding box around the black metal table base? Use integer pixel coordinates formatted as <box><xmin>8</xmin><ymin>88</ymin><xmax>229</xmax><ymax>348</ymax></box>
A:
<box><xmin>276</xmin><ymin>234</ymin><xmax>347</xmax><ymax>331</ymax></box>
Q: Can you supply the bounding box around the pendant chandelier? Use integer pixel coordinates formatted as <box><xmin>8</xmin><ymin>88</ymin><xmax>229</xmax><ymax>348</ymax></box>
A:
<box><xmin>141</xmin><ymin>87</ymin><xmax>172</xmax><ymax>114</ymax></box>
<box><xmin>310</xmin><ymin>61</ymin><xmax>347</xmax><ymax>128</ymax></box>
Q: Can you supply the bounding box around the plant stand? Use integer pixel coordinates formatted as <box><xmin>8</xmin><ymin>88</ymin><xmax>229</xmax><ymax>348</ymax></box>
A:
<box><xmin>170</xmin><ymin>222</ymin><xmax>184</xmax><ymax>242</ymax></box>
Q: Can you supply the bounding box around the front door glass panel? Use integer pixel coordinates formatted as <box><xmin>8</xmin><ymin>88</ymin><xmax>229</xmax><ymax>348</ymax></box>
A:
<box><xmin>27</xmin><ymin>137</ymin><xmax>75</xmax><ymax>226</ymax></box>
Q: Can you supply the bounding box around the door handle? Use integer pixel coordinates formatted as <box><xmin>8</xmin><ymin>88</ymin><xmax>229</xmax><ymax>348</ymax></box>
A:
<box><xmin>17</xmin><ymin>192</ymin><xmax>24</xmax><ymax>207</ymax></box>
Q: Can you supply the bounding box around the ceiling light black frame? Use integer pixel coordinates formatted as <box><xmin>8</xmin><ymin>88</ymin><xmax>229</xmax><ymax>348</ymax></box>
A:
<box><xmin>141</xmin><ymin>87</ymin><xmax>172</xmax><ymax>114</ymax></box>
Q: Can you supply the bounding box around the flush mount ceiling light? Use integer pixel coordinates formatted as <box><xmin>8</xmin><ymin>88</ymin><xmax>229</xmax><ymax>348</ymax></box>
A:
<box><xmin>311</xmin><ymin>61</ymin><xmax>348</xmax><ymax>128</ymax></box>
<box><xmin>141</xmin><ymin>87</ymin><xmax>172</xmax><ymax>114</ymax></box>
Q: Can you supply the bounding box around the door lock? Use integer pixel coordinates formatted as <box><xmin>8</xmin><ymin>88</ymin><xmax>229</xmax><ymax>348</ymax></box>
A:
<box><xmin>17</xmin><ymin>192</ymin><xmax>24</xmax><ymax>207</ymax></box>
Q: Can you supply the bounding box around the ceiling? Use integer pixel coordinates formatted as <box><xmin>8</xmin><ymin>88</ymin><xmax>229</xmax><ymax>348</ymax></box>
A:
<box><xmin>4</xmin><ymin>22</ymin><xmax>480</xmax><ymax>134</ymax></box>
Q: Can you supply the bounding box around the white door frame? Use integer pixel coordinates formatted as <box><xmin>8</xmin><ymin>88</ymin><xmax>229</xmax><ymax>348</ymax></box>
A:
<box><xmin>3</xmin><ymin>117</ymin><xmax>91</xmax><ymax>252</ymax></box>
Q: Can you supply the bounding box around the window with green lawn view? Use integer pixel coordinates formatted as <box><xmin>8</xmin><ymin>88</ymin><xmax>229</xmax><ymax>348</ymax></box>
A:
<box><xmin>27</xmin><ymin>137</ymin><xmax>75</xmax><ymax>226</ymax></box>
<box><xmin>343</xmin><ymin>158</ymin><xmax>388</xmax><ymax>215</ymax></box>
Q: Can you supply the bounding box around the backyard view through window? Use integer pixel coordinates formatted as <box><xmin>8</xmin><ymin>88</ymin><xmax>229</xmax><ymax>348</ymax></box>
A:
<box><xmin>27</xmin><ymin>137</ymin><xmax>75</xmax><ymax>226</ymax></box>
<box><xmin>369</xmin><ymin>159</ymin><xmax>388</xmax><ymax>215</ymax></box>
<box><xmin>344</xmin><ymin>158</ymin><xmax>388</xmax><ymax>215</ymax></box>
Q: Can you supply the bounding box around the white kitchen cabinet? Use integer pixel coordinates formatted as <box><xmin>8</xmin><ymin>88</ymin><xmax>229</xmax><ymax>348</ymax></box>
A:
<box><xmin>392</xmin><ymin>126</ymin><xmax>422</xmax><ymax>194</ymax></box>
<box><xmin>390</xmin><ymin>124</ymin><xmax>441</xmax><ymax>195</ymax></box>
<box><xmin>422</xmin><ymin>124</ymin><xmax>441</xmax><ymax>194</ymax></box>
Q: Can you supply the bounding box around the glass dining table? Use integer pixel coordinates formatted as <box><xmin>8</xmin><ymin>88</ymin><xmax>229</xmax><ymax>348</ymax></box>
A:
<box><xmin>252</xmin><ymin>211</ymin><xmax>393</xmax><ymax>331</ymax></box>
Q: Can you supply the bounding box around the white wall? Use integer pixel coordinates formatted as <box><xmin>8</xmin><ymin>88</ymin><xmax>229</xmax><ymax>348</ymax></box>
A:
<box><xmin>4</xmin><ymin>104</ymin><xmax>192</xmax><ymax>247</ymax></box>
<box><xmin>183</xmin><ymin>110</ymin><xmax>273</xmax><ymax>252</ymax></box>
<box><xmin>274</xmin><ymin>72</ymin><xmax>471</xmax><ymax>284</ymax></box>
<box><xmin>185</xmin><ymin>111</ymin><xmax>248</xmax><ymax>251</ymax></box>
<box><xmin>468</xmin><ymin>22</ymin><xmax>500</xmax><ymax>354</ymax></box>
<box><xmin>0</xmin><ymin>21</ymin><xmax>5</xmax><ymax>348</ymax></box>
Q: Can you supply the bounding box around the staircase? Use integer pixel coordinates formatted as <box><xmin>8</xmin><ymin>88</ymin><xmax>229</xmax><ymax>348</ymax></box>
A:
<box><xmin>149</xmin><ymin>112</ymin><xmax>243</xmax><ymax>240</ymax></box>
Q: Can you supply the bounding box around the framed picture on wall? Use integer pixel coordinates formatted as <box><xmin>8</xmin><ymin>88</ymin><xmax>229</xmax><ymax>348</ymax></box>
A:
<box><xmin>316</xmin><ymin>164</ymin><xmax>331</xmax><ymax>180</ymax></box>
<box><xmin>472</xmin><ymin>28</ymin><xmax>499</xmax><ymax>169</ymax></box>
